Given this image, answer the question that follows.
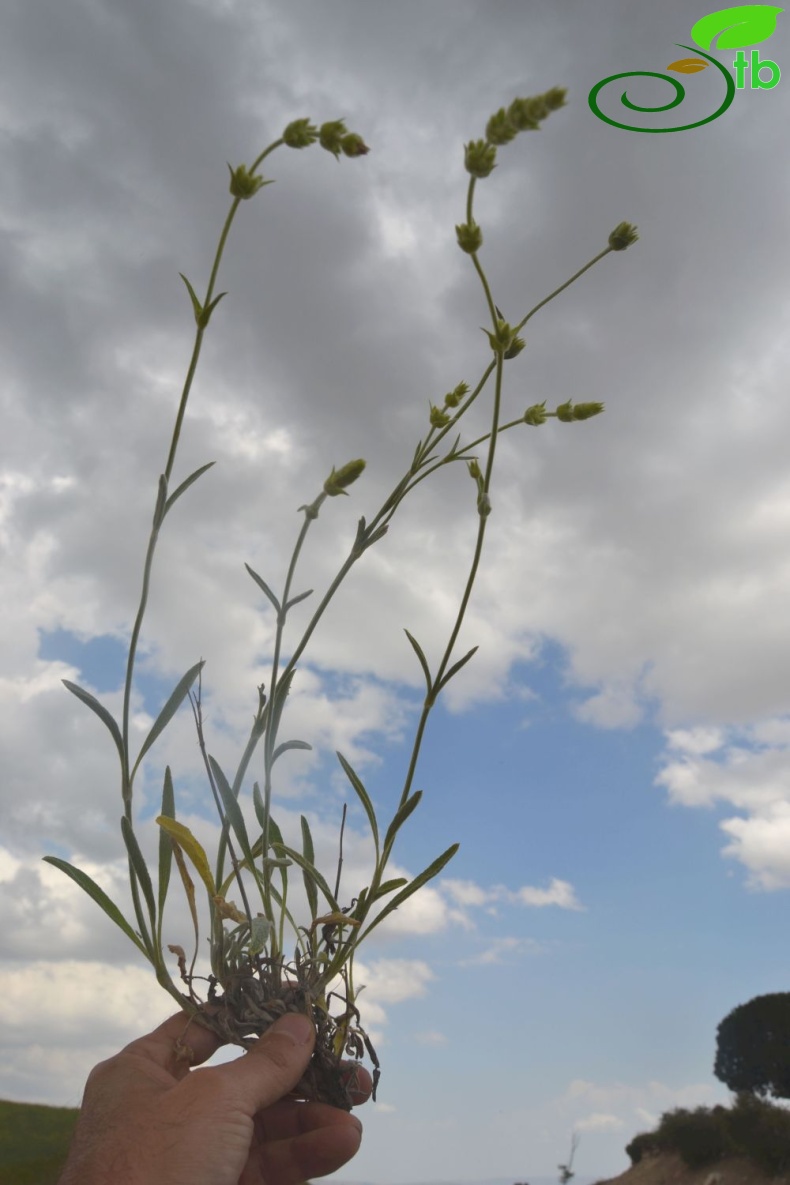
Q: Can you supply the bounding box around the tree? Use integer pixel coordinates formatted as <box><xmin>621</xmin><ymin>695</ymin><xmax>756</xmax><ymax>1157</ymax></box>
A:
<box><xmin>714</xmin><ymin>993</ymin><xmax>790</xmax><ymax>1101</ymax></box>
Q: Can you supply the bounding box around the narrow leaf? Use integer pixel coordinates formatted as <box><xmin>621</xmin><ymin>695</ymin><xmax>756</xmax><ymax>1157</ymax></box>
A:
<box><xmin>121</xmin><ymin>816</ymin><xmax>157</xmax><ymax>932</ymax></box>
<box><xmin>403</xmin><ymin>630</ymin><xmax>432</xmax><ymax>693</ymax></box>
<box><xmin>155</xmin><ymin>815</ymin><xmax>217</xmax><ymax>896</ymax></box>
<box><xmin>252</xmin><ymin>780</ymin><xmax>266</xmax><ymax>832</ymax></box>
<box><xmin>435</xmin><ymin>645</ymin><xmax>478</xmax><ymax>695</ymax></box>
<box><xmin>336</xmin><ymin>751</ymin><xmax>379</xmax><ymax>861</ymax></box>
<box><xmin>248</xmin><ymin>915</ymin><xmax>272</xmax><ymax>956</ymax></box>
<box><xmin>271</xmin><ymin>738</ymin><xmax>312</xmax><ymax>765</ymax></box>
<box><xmin>301</xmin><ymin>815</ymin><xmax>318</xmax><ymax>917</ymax></box>
<box><xmin>245</xmin><ymin>563</ymin><xmax>281</xmax><ymax>614</ymax></box>
<box><xmin>365</xmin><ymin>524</ymin><xmax>388</xmax><ymax>550</ymax></box>
<box><xmin>157</xmin><ymin>766</ymin><xmax>175</xmax><ymax>920</ymax></box>
<box><xmin>170</xmin><ymin>839</ymin><xmax>200</xmax><ymax>965</ymax></box>
<box><xmin>62</xmin><ymin>680</ymin><xmax>124</xmax><ymax>764</ymax></box>
<box><xmin>373</xmin><ymin>876</ymin><xmax>408</xmax><ymax>899</ymax></box>
<box><xmin>353</xmin><ymin>516</ymin><xmax>367</xmax><ymax>554</ymax></box>
<box><xmin>284</xmin><ymin>589</ymin><xmax>313</xmax><ymax>613</ymax></box>
<box><xmin>199</xmin><ymin>290</ymin><xmax>227</xmax><ymax>328</ymax></box>
<box><xmin>210</xmin><ymin>755</ymin><xmax>255</xmax><ymax>868</ymax></box>
<box><xmin>42</xmin><ymin>856</ymin><xmax>149</xmax><ymax>958</ymax></box>
<box><xmin>163</xmin><ymin>462</ymin><xmax>216</xmax><ymax>517</ymax></box>
<box><xmin>179</xmin><ymin>272</ymin><xmax>204</xmax><ymax>323</ymax></box>
<box><xmin>131</xmin><ymin>659</ymin><xmax>205</xmax><ymax>779</ymax></box>
<box><xmin>271</xmin><ymin>843</ymin><xmax>339</xmax><ymax>912</ymax></box>
<box><xmin>382</xmin><ymin>791</ymin><xmax>422</xmax><ymax>855</ymax></box>
<box><xmin>266</xmin><ymin>815</ymin><xmax>284</xmax><ymax>848</ymax></box>
<box><xmin>359</xmin><ymin>843</ymin><xmax>459</xmax><ymax>942</ymax></box>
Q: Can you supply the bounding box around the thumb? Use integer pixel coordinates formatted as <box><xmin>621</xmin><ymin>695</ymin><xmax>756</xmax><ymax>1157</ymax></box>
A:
<box><xmin>226</xmin><ymin>1012</ymin><xmax>316</xmax><ymax>1114</ymax></box>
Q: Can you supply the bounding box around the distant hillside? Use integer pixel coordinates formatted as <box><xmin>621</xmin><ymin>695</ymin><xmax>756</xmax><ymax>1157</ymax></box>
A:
<box><xmin>0</xmin><ymin>1098</ymin><xmax>79</xmax><ymax>1185</ymax></box>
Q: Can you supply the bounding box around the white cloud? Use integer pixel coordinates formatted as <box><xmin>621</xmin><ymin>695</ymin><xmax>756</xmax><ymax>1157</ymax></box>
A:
<box><xmin>441</xmin><ymin>876</ymin><xmax>586</xmax><ymax>913</ymax></box>
<box><xmin>655</xmin><ymin>723</ymin><xmax>790</xmax><ymax>889</ymax></box>
<box><xmin>413</xmin><ymin>1030</ymin><xmax>447</xmax><ymax>1046</ymax></box>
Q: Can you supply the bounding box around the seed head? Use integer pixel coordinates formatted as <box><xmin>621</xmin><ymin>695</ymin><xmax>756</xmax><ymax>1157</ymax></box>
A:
<box><xmin>340</xmin><ymin>132</ymin><xmax>370</xmax><ymax>158</ymax></box>
<box><xmin>524</xmin><ymin>401</ymin><xmax>548</xmax><ymax>426</ymax></box>
<box><xmin>444</xmin><ymin>382</ymin><xmax>469</xmax><ymax>408</ymax></box>
<box><xmin>608</xmin><ymin>221</ymin><xmax>639</xmax><ymax>251</ymax></box>
<box><xmin>456</xmin><ymin>220</ymin><xmax>483</xmax><ymax>254</ymax></box>
<box><xmin>283</xmin><ymin>118</ymin><xmax>319</xmax><ymax>149</ymax></box>
<box><xmin>464</xmin><ymin>139</ymin><xmax>497</xmax><ymax>179</ymax></box>
<box><xmin>571</xmin><ymin>401</ymin><xmax>605</xmax><ymax>420</ymax></box>
<box><xmin>507</xmin><ymin>87</ymin><xmax>567</xmax><ymax>132</ymax></box>
<box><xmin>486</xmin><ymin>107</ymin><xmax>518</xmax><ymax>146</ymax></box>
<box><xmin>483</xmin><ymin>319</ymin><xmax>515</xmax><ymax>354</ymax></box>
<box><xmin>320</xmin><ymin>119</ymin><xmax>349</xmax><ymax>159</ymax></box>
<box><xmin>324</xmin><ymin>458</ymin><xmax>366</xmax><ymax>496</ymax></box>
<box><xmin>504</xmin><ymin>334</ymin><xmax>526</xmax><ymax>360</ymax></box>
<box><xmin>227</xmin><ymin>163</ymin><xmax>269</xmax><ymax>199</ymax></box>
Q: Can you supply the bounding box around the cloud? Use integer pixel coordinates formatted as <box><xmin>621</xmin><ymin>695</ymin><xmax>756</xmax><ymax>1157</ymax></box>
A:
<box><xmin>413</xmin><ymin>1029</ymin><xmax>447</xmax><ymax>1046</ymax></box>
<box><xmin>459</xmin><ymin>936</ymin><xmax>540</xmax><ymax>966</ymax></box>
<box><xmin>442</xmin><ymin>876</ymin><xmax>586</xmax><ymax>913</ymax></box>
<box><xmin>654</xmin><ymin>723</ymin><xmax>790</xmax><ymax>889</ymax></box>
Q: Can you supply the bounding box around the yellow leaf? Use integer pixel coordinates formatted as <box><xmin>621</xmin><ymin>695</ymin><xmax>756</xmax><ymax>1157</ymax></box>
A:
<box><xmin>156</xmin><ymin>815</ymin><xmax>216</xmax><ymax>896</ymax></box>
<box><xmin>213</xmin><ymin>894</ymin><xmax>247</xmax><ymax>923</ymax></box>
<box><xmin>667</xmin><ymin>58</ymin><xmax>708</xmax><ymax>73</ymax></box>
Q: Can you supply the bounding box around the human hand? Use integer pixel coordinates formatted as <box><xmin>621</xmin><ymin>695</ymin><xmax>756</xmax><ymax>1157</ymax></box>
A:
<box><xmin>58</xmin><ymin>1009</ymin><xmax>372</xmax><ymax>1185</ymax></box>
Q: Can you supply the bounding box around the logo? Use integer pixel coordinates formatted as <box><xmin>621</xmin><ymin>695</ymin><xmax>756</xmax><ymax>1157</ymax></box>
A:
<box><xmin>589</xmin><ymin>4</ymin><xmax>782</xmax><ymax>132</ymax></box>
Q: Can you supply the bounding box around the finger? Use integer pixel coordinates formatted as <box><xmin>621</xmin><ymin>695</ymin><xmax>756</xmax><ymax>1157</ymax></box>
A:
<box><xmin>254</xmin><ymin>1108</ymin><xmax>363</xmax><ymax>1185</ymax></box>
<box><xmin>215</xmin><ymin>1012</ymin><xmax>316</xmax><ymax>1113</ymax></box>
<box><xmin>253</xmin><ymin>1098</ymin><xmax>363</xmax><ymax>1144</ymax></box>
<box><xmin>119</xmin><ymin>1011</ymin><xmax>224</xmax><ymax>1079</ymax></box>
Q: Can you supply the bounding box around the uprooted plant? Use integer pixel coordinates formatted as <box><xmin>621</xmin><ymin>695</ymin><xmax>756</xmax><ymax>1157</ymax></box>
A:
<box><xmin>44</xmin><ymin>92</ymin><xmax>638</xmax><ymax>1110</ymax></box>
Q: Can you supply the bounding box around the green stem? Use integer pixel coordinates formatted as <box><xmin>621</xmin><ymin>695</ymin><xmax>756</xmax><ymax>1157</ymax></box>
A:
<box><xmin>260</xmin><ymin>492</ymin><xmax>327</xmax><ymax>917</ymax></box>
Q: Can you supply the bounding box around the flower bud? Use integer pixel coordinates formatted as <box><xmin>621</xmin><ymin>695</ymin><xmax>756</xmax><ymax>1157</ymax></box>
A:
<box><xmin>483</xmin><ymin>319</ymin><xmax>514</xmax><ymax>354</ymax></box>
<box><xmin>486</xmin><ymin>107</ymin><xmax>518</xmax><ymax>145</ymax></box>
<box><xmin>507</xmin><ymin>88</ymin><xmax>567</xmax><ymax>132</ymax></box>
<box><xmin>555</xmin><ymin>400</ymin><xmax>575</xmax><ymax>422</ymax></box>
<box><xmin>608</xmin><ymin>221</ymin><xmax>639</xmax><ymax>251</ymax></box>
<box><xmin>477</xmin><ymin>492</ymin><xmax>492</xmax><ymax>517</ymax></box>
<box><xmin>467</xmin><ymin>458</ymin><xmax>482</xmax><ymax>481</ymax></box>
<box><xmin>504</xmin><ymin>334</ymin><xmax>526</xmax><ymax>360</ymax></box>
<box><xmin>507</xmin><ymin>98</ymin><xmax>540</xmax><ymax>132</ymax></box>
<box><xmin>544</xmin><ymin>86</ymin><xmax>568</xmax><ymax>111</ymax></box>
<box><xmin>456</xmin><ymin>220</ymin><xmax>483</xmax><ymax>254</ymax></box>
<box><xmin>464</xmin><ymin>139</ymin><xmax>497</xmax><ymax>179</ymax></box>
<box><xmin>319</xmin><ymin>119</ymin><xmax>348</xmax><ymax>159</ymax></box>
<box><xmin>283</xmin><ymin>118</ymin><xmax>318</xmax><ymax>148</ymax></box>
<box><xmin>444</xmin><ymin>381</ymin><xmax>469</xmax><ymax>408</ymax></box>
<box><xmin>323</xmin><ymin>458</ymin><xmax>366</xmax><ymax>496</ymax></box>
<box><xmin>571</xmin><ymin>401</ymin><xmax>605</xmax><ymax>420</ymax></box>
<box><xmin>340</xmin><ymin>132</ymin><xmax>370</xmax><ymax>158</ymax></box>
<box><xmin>524</xmin><ymin>401</ymin><xmax>548</xmax><ymax>426</ymax></box>
<box><xmin>227</xmin><ymin>163</ymin><xmax>268</xmax><ymax>199</ymax></box>
<box><xmin>430</xmin><ymin>403</ymin><xmax>451</xmax><ymax>428</ymax></box>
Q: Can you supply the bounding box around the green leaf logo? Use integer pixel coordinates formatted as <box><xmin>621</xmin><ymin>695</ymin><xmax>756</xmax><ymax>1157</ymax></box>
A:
<box><xmin>691</xmin><ymin>4</ymin><xmax>783</xmax><ymax>50</ymax></box>
<box><xmin>667</xmin><ymin>57</ymin><xmax>710</xmax><ymax>72</ymax></box>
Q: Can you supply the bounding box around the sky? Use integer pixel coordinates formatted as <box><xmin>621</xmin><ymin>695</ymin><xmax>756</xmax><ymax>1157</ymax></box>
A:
<box><xmin>2</xmin><ymin>0</ymin><xmax>790</xmax><ymax>1180</ymax></box>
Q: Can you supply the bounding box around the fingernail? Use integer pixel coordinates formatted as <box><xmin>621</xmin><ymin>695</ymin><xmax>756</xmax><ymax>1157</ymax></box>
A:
<box><xmin>271</xmin><ymin>1012</ymin><xmax>313</xmax><ymax>1046</ymax></box>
